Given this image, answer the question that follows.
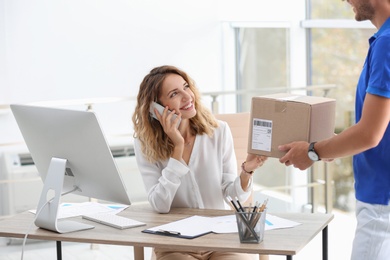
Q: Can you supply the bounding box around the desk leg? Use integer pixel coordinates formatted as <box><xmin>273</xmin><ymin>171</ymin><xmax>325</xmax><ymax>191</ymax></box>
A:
<box><xmin>134</xmin><ymin>246</ymin><xmax>144</xmax><ymax>260</ymax></box>
<box><xmin>322</xmin><ymin>225</ymin><xmax>328</xmax><ymax>260</ymax></box>
<box><xmin>286</xmin><ymin>256</ymin><xmax>292</xmax><ymax>260</ymax></box>
<box><xmin>56</xmin><ymin>241</ymin><xmax>62</xmax><ymax>260</ymax></box>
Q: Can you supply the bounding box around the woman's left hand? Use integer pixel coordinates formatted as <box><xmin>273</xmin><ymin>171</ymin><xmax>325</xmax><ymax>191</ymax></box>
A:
<box><xmin>244</xmin><ymin>154</ymin><xmax>268</xmax><ymax>173</ymax></box>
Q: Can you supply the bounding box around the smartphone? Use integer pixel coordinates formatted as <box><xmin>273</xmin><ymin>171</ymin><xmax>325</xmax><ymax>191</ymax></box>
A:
<box><xmin>149</xmin><ymin>102</ymin><xmax>181</xmax><ymax>126</ymax></box>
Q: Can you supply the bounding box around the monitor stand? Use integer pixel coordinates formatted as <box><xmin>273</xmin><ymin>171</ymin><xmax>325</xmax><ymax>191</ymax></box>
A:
<box><xmin>34</xmin><ymin>157</ymin><xmax>95</xmax><ymax>233</ymax></box>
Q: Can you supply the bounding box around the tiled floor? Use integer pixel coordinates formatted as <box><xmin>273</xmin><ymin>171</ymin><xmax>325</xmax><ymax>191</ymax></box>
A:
<box><xmin>0</xmin><ymin>209</ymin><xmax>355</xmax><ymax>260</ymax></box>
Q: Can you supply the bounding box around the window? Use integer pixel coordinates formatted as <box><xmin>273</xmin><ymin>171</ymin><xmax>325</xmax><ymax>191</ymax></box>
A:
<box><xmin>305</xmin><ymin>0</ymin><xmax>376</xmax><ymax>211</ymax></box>
<box><xmin>236</xmin><ymin>27</ymin><xmax>290</xmax><ymax>112</ymax></box>
<box><xmin>306</xmin><ymin>28</ymin><xmax>375</xmax><ymax>211</ymax></box>
<box><xmin>308</xmin><ymin>0</ymin><xmax>354</xmax><ymax>19</ymax></box>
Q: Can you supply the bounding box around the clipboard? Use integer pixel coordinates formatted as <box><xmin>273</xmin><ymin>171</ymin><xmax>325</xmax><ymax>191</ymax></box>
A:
<box><xmin>142</xmin><ymin>215</ymin><xmax>214</xmax><ymax>239</ymax></box>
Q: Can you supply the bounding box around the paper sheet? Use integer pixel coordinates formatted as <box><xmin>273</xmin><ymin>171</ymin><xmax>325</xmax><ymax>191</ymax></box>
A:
<box><xmin>29</xmin><ymin>202</ymin><xmax>129</xmax><ymax>219</ymax></box>
<box><xmin>211</xmin><ymin>214</ymin><xmax>301</xmax><ymax>233</ymax></box>
<box><xmin>146</xmin><ymin>216</ymin><xmax>213</xmax><ymax>237</ymax></box>
<box><xmin>145</xmin><ymin>214</ymin><xmax>302</xmax><ymax>237</ymax></box>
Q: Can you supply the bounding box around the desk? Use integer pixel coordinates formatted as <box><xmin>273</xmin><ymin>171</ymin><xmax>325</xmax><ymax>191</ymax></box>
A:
<box><xmin>0</xmin><ymin>204</ymin><xmax>333</xmax><ymax>260</ymax></box>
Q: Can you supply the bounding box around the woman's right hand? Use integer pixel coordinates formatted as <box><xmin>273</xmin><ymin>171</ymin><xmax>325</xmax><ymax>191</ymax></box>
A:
<box><xmin>244</xmin><ymin>154</ymin><xmax>268</xmax><ymax>172</ymax></box>
<box><xmin>154</xmin><ymin>106</ymin><xmax>184</xmax><ymax>147</ymax></box>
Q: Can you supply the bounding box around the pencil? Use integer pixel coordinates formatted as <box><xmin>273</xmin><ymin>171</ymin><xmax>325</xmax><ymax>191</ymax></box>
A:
<box><xmin>259</xmin><ymin>198</ymin><xmax>268</xmax><ymax>212</ymax></box>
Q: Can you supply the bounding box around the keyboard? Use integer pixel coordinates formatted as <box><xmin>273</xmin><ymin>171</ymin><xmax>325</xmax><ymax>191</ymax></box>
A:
<box><xmin>82</xmin><ymin>213</ymin><xmax>146</xmax><ymax>230</ymax></box>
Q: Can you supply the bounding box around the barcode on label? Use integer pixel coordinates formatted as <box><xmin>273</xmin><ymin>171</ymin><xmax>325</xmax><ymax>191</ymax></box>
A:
<box><xmin>253</xmin><ymin>119</ymin><xmax>272</xmax><ymax>128</ymax></box>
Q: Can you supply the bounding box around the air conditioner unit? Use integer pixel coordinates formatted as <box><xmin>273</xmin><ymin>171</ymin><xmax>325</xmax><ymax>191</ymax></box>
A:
<box><xmin>0</xmin><ymin>151</ymin><xmax>43</xmax><ymax>216</ymax></box>
<box><xmin>0</xmin><ymin>144</ymin><xmax>147</xmax><ymax>217</ymax></box>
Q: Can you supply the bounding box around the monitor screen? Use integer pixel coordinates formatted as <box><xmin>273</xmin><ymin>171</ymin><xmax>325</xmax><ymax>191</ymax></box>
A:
<box><xmin>10</xmin><ymin>104</ymin><xmax>131</xmax><ymax>233</ymax></box>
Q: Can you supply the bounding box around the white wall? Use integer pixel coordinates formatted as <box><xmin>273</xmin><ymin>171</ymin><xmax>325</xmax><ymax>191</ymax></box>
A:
<box><xmin>0</xmin><ymin>0</ymin><xmax>300</xmax><ymax>145</ymax></box>
<box><xmin>1</xmin><ymin>0</ymin><xmax>224</xmax><ymax>103</ymax></box>
<box><xmin>0</xmin><ymin>0</ymin><xmax>5</xmax><ymax>104</ymax></box>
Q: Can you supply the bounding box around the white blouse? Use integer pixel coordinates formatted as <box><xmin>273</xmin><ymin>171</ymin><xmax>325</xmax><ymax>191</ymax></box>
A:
<box><xmin>134</xmin><ymin>120</ymin><xmax>252</xmax><ymax>213</ymax></box>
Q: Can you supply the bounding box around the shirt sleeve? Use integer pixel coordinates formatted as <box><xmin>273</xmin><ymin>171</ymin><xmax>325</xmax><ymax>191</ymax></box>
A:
<box><xmin>134</xmin><ymin>139</ymin><xmax>188</xmax><ymax>213</ymax></box>
<box><xmin>367</xmin><ymin>35</ymin><xmax>390</xmax><ymax>98</ymax></box>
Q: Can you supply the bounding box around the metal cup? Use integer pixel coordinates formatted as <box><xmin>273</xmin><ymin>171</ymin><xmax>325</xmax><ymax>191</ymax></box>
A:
<box><xmin>235</xmin><ymin>208</ymin><xmax>266</xmax><ymax>243</ymax></box>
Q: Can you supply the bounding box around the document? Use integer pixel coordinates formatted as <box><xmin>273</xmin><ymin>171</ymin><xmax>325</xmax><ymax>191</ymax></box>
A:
<box><xmin>143</xmin><ymin>214</ymin><xmax>301</xmax><ymax>239</ymax></box>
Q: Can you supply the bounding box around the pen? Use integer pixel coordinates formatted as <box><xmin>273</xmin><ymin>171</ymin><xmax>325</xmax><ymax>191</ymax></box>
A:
<box><xmin>226</xmin><ymin>196</ymin><xmax>241</xmax><ymax>212</ymax></box>
<box><xmin>252</xmin><ymin>201</ymin><xmax>259</xmax><ymax>213</ymax></box>
<box><xmin>157</xmin><ymin>229</ymin><xmax>181</xmax><ymax>236</ymax></box>
<box><xmin>248</xmin><ymin>201</ymin><xmax>259</xmax><ymax>227</ymax></box>
<box><xmin>235</xmin><ymin>196</ymin><xmax>245</xmax><ymax>212</ymax></box>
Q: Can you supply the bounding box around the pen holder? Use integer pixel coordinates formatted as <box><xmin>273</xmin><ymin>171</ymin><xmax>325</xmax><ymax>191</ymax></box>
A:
<box><xmin>235</xmin><ymin>208</ymin><xmax>266</xmax><ymax>243</ymax></box>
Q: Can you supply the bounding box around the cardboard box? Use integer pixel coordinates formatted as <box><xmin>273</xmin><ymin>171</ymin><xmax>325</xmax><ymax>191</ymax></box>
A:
<box><xmin>247</xmin><ymin>93</ymin><xmax>336</xmax><ymax>158</ymax></box>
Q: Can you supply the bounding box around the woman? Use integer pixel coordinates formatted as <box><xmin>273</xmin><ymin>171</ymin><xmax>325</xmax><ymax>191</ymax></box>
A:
<box><xmin>132</xmin><ymin>65</ymin><xmax>267</xmax><ymax>260</ymax></box>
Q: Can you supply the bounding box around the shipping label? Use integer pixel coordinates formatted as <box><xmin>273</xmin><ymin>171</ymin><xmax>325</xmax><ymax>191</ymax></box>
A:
<box><xmin>251</xmin><ymin>118</ymin><xmax>272</xmax><ymax>152</ymax></box>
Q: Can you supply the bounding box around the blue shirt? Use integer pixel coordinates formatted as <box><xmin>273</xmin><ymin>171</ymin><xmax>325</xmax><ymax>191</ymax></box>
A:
<box><xmin>354</xmin><ymin>18</ymin><xmax>390</xmax><ymax>205</ymax></box>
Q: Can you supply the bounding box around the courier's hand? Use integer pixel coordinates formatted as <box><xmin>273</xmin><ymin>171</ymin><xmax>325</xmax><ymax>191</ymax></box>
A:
<box><xmin>278</xmin><ymin>141</ymin><xmax>313</xmax><ymax>170</ymax></box>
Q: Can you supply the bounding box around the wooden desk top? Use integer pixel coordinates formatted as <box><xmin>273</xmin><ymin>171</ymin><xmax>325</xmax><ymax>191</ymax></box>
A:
<box><xmin>0</xmin><ymin>204</ymin><xmax>333</xmax><ymax>256</ymax></box>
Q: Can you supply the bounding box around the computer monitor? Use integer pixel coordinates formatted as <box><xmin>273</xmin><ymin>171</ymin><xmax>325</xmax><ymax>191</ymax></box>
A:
<box><xmin>10</xmin><ymin>104</ymin><xmax>131</xmax><ymax>233</ymax></box>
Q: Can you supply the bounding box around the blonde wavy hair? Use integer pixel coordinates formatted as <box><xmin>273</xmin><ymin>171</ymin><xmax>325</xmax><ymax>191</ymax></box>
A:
<box><xmin>132</xmin><ymin>65</ymin><xmax>218</xmax><ymax>163</ymax></box>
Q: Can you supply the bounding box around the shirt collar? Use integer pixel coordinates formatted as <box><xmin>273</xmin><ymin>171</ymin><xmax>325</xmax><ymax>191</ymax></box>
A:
<box><xmin>369</xmin><ymin>17</ymin><xmax>390</xmax><ymax>44</ymax></box>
